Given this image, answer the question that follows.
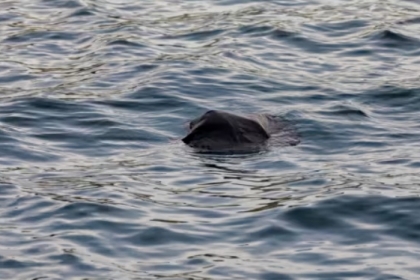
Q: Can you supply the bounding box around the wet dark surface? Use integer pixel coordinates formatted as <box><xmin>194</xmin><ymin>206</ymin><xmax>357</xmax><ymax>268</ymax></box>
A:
<box><xmin>1</xmin><ymin>0</ymin><xmax>420</xmax><ymax>279</ymax></box>
<box><xmin>182</xmin><ymin>110</ymin><xmax>299</xmax><ymax>152</ymax></box>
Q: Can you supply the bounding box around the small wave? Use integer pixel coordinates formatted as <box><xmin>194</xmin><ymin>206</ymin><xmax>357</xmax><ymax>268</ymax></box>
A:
<box><xmin>161</xmin><ymin>29</ymin><xmax>226</xmax><ymax>41</ymax></box>
<box><xmin>361</xmin><ymin>85</ymin><xmax>420</xmax><ymax>110</ymax></box>
<box><xmin>123</xmin><ymin>226</ymin><xmax>208</xmax><ymax>246</ymax></box>
<box><xmin>65</xmin><ymin>7</ymin><xmax>96</xmax><ymax>18</ymax></box>
<box><xmin>367</xmin><ymin>29</ymin><xmax>420</xmax><ymax>51</ymax></box>
<box><xmin>238</xmin><ymin>24</ymin><xmax>274</xmax><ymax>37</ymax></box>
<box><xmin>321</xmin><ymin>103</ymin><xmax>369</xmax><ymax>119</ymax></box>
<box><xmin>107</xmin><ymin>39</ymin><xmax>146</xmax><ymax>48</ymax></box>
<box><xmin>269</xmin><ymin>28</ymin><xmax>338</xmax><ymax>53</ymax></box>
<box><xmin>4</xmin><ymin>31</ymin><xmax>80</xmax><ymax>43</ymax></box>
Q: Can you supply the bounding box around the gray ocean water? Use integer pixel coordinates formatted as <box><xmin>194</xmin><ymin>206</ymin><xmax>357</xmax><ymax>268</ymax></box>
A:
<box><xmin>1</xmin><ymin>0</ymin><xmax>420</xmax><ymax>279</ymax></box>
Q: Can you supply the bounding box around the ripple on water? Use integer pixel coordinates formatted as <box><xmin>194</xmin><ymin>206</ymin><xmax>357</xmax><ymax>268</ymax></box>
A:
<box><xmin>369</xmin><ymin>29</ymin><xmax>420</xmax><ymax>52</ymax></box>
<box><xmin>1</xmin><ymin>0</ymin><xmax>420</xmax><ymax>279</ymax></box>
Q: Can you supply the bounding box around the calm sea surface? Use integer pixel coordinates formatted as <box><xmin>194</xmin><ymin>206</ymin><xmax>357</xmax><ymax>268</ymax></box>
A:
<box><xmin>1</xmin><ymin>0</ymin><xmax>420</xmax><ymax>279</ymax></box>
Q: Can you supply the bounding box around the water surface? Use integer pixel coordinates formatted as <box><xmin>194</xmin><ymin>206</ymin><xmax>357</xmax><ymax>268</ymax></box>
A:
<box><xmin>1</xmin><ymin>0</ymin><xmax>420</xmax><ymax>279</ymax></box>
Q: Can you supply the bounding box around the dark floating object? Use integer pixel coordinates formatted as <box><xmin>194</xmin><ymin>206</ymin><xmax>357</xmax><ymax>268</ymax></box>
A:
<box><xmin>183</xmin><ymin>110</ymin><xmax>299</xmax><ymax>152</ymax></box>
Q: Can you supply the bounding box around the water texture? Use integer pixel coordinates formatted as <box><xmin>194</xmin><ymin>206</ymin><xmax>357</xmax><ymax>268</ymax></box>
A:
<box><xmin>1</xmin><ymin>0</ymin><xmax>420</xmax><ymax>279</ymax></box>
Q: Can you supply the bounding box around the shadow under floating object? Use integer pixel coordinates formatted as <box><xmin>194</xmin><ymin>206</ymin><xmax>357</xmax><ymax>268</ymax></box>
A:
<box><xmin>182</xmin><ymin>110</ymin><xmax>300</xmax><ymax>153</ymax></box>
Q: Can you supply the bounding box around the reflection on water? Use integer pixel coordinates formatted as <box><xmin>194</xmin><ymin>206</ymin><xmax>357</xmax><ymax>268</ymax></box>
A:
<box><xmin>1</xmin><ymin>0</ymin><xmax>420</xmax><ymax>279</ymax></box>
